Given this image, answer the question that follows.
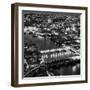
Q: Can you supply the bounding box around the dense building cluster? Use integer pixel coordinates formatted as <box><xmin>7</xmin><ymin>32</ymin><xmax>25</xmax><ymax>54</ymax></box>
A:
<box><xmin>23</xmin><ymin>12</ymin><xmax>80</xmax><ymax>77</ymax></box>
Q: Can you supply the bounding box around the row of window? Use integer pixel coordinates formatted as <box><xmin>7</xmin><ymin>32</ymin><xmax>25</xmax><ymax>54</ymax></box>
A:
<box><xmin>41</xmin><ymin>51</ymin><xmax>73</xmax><ymax>59</ymax></box>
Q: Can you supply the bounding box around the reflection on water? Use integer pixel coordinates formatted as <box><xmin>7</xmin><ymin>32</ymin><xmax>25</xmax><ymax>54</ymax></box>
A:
<box><xmin>47</xmin><ymin>63</ymin><xmax>80</xmax><ymax>76</ymax></box>
<box><xmin>25</xmin><ymin>62</ymin><xmax>80</xmax><ymax>77</ymax></box>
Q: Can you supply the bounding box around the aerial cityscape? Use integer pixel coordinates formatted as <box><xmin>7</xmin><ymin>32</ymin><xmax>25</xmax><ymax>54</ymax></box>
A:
<box><xmin>23</xmin><ymin>11</ymin><xmax>81</xmax><ymax>77</ymax></box>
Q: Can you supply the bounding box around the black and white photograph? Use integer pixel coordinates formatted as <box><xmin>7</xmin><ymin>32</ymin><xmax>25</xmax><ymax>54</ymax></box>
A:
<box><xmin>11</xmin><ymin>3</ymin><xmax>87</xmax><ymax>87</ymax></box>
<box><xmin>23</xmin><ymin>11</ymin><xmax>81</xmax><ymax>77</ymax></box>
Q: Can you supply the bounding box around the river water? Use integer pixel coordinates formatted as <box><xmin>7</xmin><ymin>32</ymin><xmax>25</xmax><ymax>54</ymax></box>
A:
<box><xmin>47</xmin><ymin>63</ymin><xmax>80</xmax><ymax>76</ymax></box>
